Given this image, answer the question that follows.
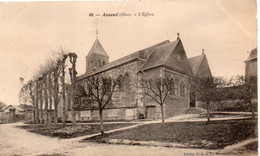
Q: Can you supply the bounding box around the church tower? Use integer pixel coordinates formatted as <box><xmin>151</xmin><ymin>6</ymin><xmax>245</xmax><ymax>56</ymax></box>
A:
<box><xmin>85</xmin><ymin>38</ymin><xmax>109</xmax><ymax>73</ymax></box>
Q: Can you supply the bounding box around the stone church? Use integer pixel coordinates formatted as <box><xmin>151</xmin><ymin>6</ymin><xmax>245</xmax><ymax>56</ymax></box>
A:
<box><xmin>75</xmin><ymin>35</ymin><xmax>212</xmax><ymax>121</ymax></box>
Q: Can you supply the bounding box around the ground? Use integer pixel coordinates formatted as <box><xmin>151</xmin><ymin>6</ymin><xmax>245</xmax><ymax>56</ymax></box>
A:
<box><xmin>0</xmin><ymin>113</ymin><xmax>258</xmax><ymax>156</ymax></box>
<box><xmin>0</xmin><ymin>122</ymin><xmax>219</xmax><ymax>156</ymax></box>
<box><xmin>88</xmin><ymin>119</ymin><xmax>257</xmax><ymax>149</ymax></box>
<box><xmin>17</xmin><ymin>123</ymin><xmax>135</xmax><ymax>138</ymax></box>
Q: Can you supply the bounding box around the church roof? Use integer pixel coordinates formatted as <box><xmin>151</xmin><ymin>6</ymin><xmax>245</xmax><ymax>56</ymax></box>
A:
<box><xmin>188</xmin><ymin>54</ymin><xmax>204</xmax><ymax>75</ymax></box>
<box><xmin>245</xmin><ymin>48</ymin><xmax>257</xmax><ymax>62</ymax></box>
<box><xmin>77</xmin><ymin>38</ymin><xmax>211</xmax><ymax>80</ymax></box>
<box><xmin>86</xmin><ymin>39</ymin><xmax>108</xmax><ymax>58</ymax></box>
<box><xmin>77</xmin><ymin>40</ymin><xmax>169</xmax><ymax>80</ymax></box>
<box><xmin>140</xmin><ymin>39</ymin><xmax>179</xmax><ymax>71</ymax></box>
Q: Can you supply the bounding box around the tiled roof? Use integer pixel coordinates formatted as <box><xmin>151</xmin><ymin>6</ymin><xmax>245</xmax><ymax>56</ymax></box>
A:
<box><xmin>86</xmin><ymin>39</ymin><xmax>109</xmax><ymax>58</ymax></box>
<box><xmin>188</xmin><ymin>54</ymin><xmax>204</xmax><ymax>75</ymax></box>
<box><xmin>245</xmin><ymin>48</ymin><xmax>257</xmax><ymax>62</ymax></box>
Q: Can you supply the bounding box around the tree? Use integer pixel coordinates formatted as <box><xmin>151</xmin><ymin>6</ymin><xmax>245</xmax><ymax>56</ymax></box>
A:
<box><xmin>68</xmin><ymin>52</ymin><xmax>78</xmax><ymax>126</ymax></box>
<box><xmin>83</xmin><ymin>74</ymin><xmax>121</xmax><ymax>135</ymax></box>
<box><xmin>139</xmin><ymin>77</ymin><xmax>174</xmax><ymax>125</ymax></box>
<box><xmin>19</xmin><ymin>80</ymin><xmax>36</xmax><ymax>122</ymax></box>
<box><xmin>59</xmin><ymin>54</ymin><xmax>68</xmax><ymax>127</ymax></box>
<box><xmin>232</xmin><ymin>75</ymin><xmax>257</xmax><ymax>117</ymax></box>
<box><xmin>191</xmin><ymin>76</ymin><xmax>224</xmax><ymax>123</ymax></box>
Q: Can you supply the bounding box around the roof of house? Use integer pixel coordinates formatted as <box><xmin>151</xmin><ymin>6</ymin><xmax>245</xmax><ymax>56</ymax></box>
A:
<box><xmin>86</xmin><ymin>39</ymin><xmax>109</xmax><ymax>58</ymax></box>
<box><xmin>188</xmin><ymin>54</ymin><xmax>205</xmax><ymax>75</ymax></box>
<box><xmin>3</xmin><ymin>105</ymin><xmax>24</xmax><ymax>112</ymax></box>
<box><xmin>245</xmin><ymin>48</ymin><xmax>257</xmax><ymax>62</ymax></box>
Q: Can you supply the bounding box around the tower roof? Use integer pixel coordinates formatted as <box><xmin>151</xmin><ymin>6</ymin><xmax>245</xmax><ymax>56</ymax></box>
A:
<box><xmin>245</xmin><ymin>48</ymin><xmax>257</xmax><ymax>62</ymax></box>
<box><xmin>86</xmin><ymin>39</ymin><xmax>108</xmax><ymax>58</ymax></box>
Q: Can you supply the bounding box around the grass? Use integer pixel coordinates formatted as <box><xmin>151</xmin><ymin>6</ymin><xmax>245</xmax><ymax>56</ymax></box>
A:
<box><xmin>87</xmin><ymin>119</ymin><xmax>257</xmax><ymax>150</ymax></box>
<box><xmin>17</xmin><ymin>123</ymin><xmax>135</xmax><ymax>139</ymax></box>
<box><xmin>241</xmin><ymin>141</ymin><xmax>258</xmax><ymax>151</ymax></box>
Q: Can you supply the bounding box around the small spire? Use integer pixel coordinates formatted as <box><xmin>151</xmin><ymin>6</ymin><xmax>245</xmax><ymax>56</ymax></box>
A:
<box><xmin>96</xmin><ymin>30</ymin><xmax>98</xmax><ymax>39</ymax></box>
<box><xmin>96</xmin><ymin>19</ymin><xmax>99</xmax><ymax>39</ymax></box>
<box><xmin>202</xmin><ymin>48</ymin><xmax>205</xmax><ymax>55</ymax></box>
<box><xmin>177</xmin><ymin>32</ymin><xmax>180</xmax><ymax>40</ymax></box>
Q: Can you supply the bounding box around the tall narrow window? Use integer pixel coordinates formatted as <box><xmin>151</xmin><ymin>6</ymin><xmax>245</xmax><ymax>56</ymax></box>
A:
<box><xmin>118</xmin><ymin>75</ymin><xmax>123</xmax><ymax>92</ymax></box>
<box><xmin>180</xmin><ymin>81</ymin><xmax>185</xmax><ymax>96</ymax></box>
<box><xmin>123</xmin><ymin>73</ymin><xmax>130</xmax><ymax>91</ymax></box>
<box><xmin>169</xmin><ymin>81</ymin><xmax>175</xmax><ymax>95</ymax></box>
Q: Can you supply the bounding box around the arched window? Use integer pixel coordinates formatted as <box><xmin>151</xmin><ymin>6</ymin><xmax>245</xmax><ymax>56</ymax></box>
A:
<box><xmin>118</xmin><ymin>75</ymin><xmax>123</xmax><ymax>91</ymax></box>
<box><xmin>180</xmin><ymin>81</ymin><xmax>185</xmax><ymax>96</ymax></box>
<box><xmin>123</xmin><ymin>73</ymin><xmax>130</xmax><ymax>91</ymax></box>
<box><xmin>169</xmin><ymin>80</ymin><xmax>175</xmax><ymax>95</ymax></box>
<box><xmin>103</xmin><ymin>61</ymin><xmax>106</xmax><ymax>66</ymax></box>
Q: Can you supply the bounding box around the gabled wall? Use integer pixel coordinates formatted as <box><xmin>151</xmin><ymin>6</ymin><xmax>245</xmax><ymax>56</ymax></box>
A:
<box><xmin>195</xmin><ymin>56</ymin><xmax>212</xmax><ymax>78</ymax></box>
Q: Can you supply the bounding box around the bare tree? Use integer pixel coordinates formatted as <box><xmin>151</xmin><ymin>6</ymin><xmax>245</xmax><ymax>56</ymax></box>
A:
<box><xmin>68</xmin><ymin>52</ymin><xmax>78</xmax><ymax>126</ymax></box>
<box><xmin>232</xmin><ymin>75</ymin><xmax>257</xmax><ymax>117</ymax></box>
<box><xmin>19</xmin><ymin>80</ymin><xmax>36</xmax><ymax>122</ymax></box>
<box><xmin>43</xmin><ymin>75</ymin><xmax>49</xmax><ymax>125</ymax></box>
<box><xmin>59</xmin><ymin>54</ymin><xmax>68</xmax><ymax>127</ymax></box>
<box><xmin>191</xmin><ymin>76</ymin><xmax>224</xmax><ymax>123</ymax></box>
<box><xmin>35</xmin><ymin>80</ymin><xmax>40</xmax><ymax>123</ymax></box>
<box><xmin>83</xmin><ymin>75</ymin><xmax>121</xmax><ymax>135</ymax></box>
<box><xmin>139</xmin><ymin>77</ymin><xmax>174</xmax><ymax>125</ymax></box>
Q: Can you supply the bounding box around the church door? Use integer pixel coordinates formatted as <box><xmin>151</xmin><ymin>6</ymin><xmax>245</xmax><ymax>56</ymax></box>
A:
<box><xmin>146</xmin><ymin>106</ymin><xmax>156</xmax><ymax>119</ymax></box>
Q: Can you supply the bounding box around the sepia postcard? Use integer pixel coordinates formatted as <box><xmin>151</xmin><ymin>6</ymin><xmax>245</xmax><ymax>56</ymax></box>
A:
<box><xmin>0</xmin><ymin>1</ymin><xmax>258</xmax><ymax>156</ymax></box>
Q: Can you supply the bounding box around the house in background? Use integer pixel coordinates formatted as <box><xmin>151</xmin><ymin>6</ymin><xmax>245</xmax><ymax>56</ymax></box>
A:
<box><xmin>0</xmin><ymin>105</ymin><xmax>32</xmax><ymax>123</ymax></box>
<box><xmin>74</xmin><ymin>34</ymin><xmax>212</xmax><ymax>121</ymax></box>
<box><xmin>245</xmin><ymin>48</ymin><xmax>257</xmax><ymax>78</ymax></box>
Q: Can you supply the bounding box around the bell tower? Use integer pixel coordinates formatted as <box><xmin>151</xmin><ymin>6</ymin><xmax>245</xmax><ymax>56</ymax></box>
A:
<box><xmin>85</xmin><ymin>38</ymin><xmax>109</xmax><ymax>73</ymax></box>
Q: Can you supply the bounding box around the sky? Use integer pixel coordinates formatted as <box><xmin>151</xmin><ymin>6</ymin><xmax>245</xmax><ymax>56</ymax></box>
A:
<box><xmin>0</xmin><ymin>0</ymin><xmax>257</xmax><ymax>105</ymax></box>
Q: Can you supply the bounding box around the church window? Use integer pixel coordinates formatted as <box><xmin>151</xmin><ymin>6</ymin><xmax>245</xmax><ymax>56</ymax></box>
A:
<box><xmin>118</xmin><ymin>75</ymin><xmax>124</xmax><ymax>91</ymax></box>
<box><xmin>169</xmin><ymin>80</ymin><xmax>175</xmax><ymax>95</ymax></box>
<box><xmin>98</xmin><ymin>60</ymin><xmax>102</xmax><ymax>67</ymax></box>
<box><xmin>103</xmin><ymin>61</ymin><xmax>105</xmax><ymax>66</ymax></box>
<box><xmin>180</xmin><ymin>81</ymin><xmax>185</xmax><ymax>96</ymax></box>
<box><xmin>123</xmin><ymin>73</ymin><xmax>130</xmax><ymax>91</ymax></box>
<box><xmin>118</xmin><ymin>74</ymin><xmax>130</xmax><ymax>92</ymax></box>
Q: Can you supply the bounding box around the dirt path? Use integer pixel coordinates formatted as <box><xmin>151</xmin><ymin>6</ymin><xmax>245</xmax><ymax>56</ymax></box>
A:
<box><xmin>218</xmin><ymin>138</ymin><xmax>258</xmax><ymax>155</ymax></box>
<box><xmin>0</xmin><ymin>122</ymin><xmax>220</xmax><ymax>156</ymax></box>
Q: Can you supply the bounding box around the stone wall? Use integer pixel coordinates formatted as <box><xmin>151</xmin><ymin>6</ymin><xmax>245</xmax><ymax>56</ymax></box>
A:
<box><xmin>67</xmin><ymin>108</ymin><xmax>138</xmax><ymax>121</ymax></box>
<box><xmin>78</xmin><ymin>60</ymin><xmax>139</xmax><ymax>110</ymax></box>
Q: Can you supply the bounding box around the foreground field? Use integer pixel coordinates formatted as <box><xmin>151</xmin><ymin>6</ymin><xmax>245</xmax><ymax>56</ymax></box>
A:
<box><xmin>1</xmin><ymin>122</ymin><xmax>221</xmax><ymax>156</ymax></box>
<box><xmin>18</xmin><ymin>123</ymin><xmax>136</xmax><ymax>138</ymax></box>
<box><xmin>87</xmin><ymin>119</ymin><xmax>258</xmax><ymax>150</ymax></box>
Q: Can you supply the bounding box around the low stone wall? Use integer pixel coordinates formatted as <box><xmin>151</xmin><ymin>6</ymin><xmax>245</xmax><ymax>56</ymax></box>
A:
<box><xmin>67</xmin><ymin>108</ymin><xmax>138</xmax><ymax>121</ymax></box>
